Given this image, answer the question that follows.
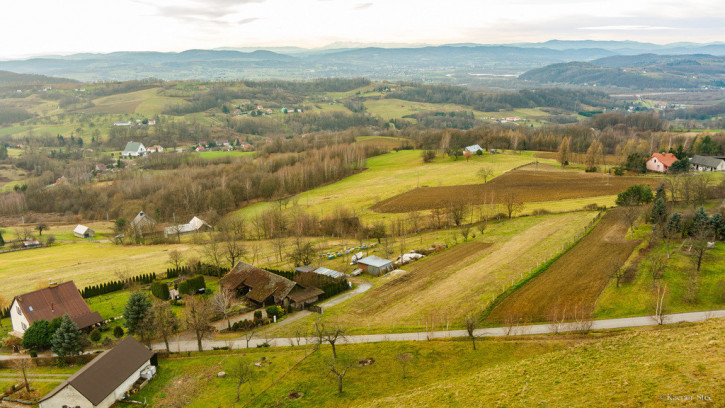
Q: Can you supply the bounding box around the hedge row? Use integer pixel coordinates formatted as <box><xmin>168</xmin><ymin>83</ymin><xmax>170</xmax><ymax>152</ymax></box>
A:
<box><xmin>80</xmin><ymin>273</ymin><xmax>156</xmax><ymax>298</ymax></box>
<box><xmin>178</xmin><ymin>275</ymin><xmax>206</xmax><ymax>295</ymax></box>
<box><xmin>166</xmin><ymin>263</ymin><xmax>229</xmax><ymax>279</ymax></box>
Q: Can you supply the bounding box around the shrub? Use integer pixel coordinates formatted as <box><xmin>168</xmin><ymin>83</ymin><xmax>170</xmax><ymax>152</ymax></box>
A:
<box><xmin>585</xmin><ymin>166</ymin><xmax>597</xmax><ymax>173</ymax></box>
<box><xmin>151</xmin><ymin>281</ymin><xmax>171</xmax><ymax>300</ymax></box>
<box><xmin>613</xmin><ymin>167</ymin><xmax>625</xmax><ymax>176</ymax></box>
<box><xmin>29</xmin><ymin>350</ymin><xmax>38</xmax><ymax>358</ymax></box>
<box><xmin>178</xmin><ymin>275</ymin><xmax>206</xmax><ymax>295</ymax></box>
<box><xmin>266</xmin><ymin>305</ymin><xmax>285</xmax><ymax>319</ymax></box>
<box><xmin>256</xmin><ymin>342</ymin><xmax>270</xmax><ymax>348</ymax></box>
<box><xmin>113</xmin><ymin>325</ymin><xmax>125</xmax><ymax>338</ymax></box>
<box><xmin>421</xmin><ymin>150</ymin><xmax>436</xmax><ymax>163</ymax></box>
<box><xmin>89</xmin><ymin>328</ymin><xmax>102</xmax><ymax>342</ymax></box>
<box><xmin>253</xmin><ymin>311</ymin><xmax>263</xmax><ymax>321</ymax></box>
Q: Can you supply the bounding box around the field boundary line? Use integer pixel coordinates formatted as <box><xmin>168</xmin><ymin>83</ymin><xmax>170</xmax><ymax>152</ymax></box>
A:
<box><xmin>481</xmin><ymin>210</ymin><xmax>605</xmax><ymax>322</ymax></box>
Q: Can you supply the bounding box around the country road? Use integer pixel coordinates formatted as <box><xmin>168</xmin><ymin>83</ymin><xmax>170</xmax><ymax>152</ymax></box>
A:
<box><xmin>152</xmin><ymin>309</ymin><xmax>725</xmax><ymax>353</ymax></box>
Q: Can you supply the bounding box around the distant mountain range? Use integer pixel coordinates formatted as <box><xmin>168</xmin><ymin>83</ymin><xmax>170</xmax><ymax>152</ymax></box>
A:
<box><xmin>0</xmin><ymin>41</ymin><xmax>723</xmax><ymax>84</ymax></box>
<box><xmin>0</xmin><ymin>69</ymin><xmax>76</xmax><ymax>85</ymax></box>
<box><xmin>519</xmin><ymin>54</ymin><xmax>725</xmax><ymax>89</ymax></box>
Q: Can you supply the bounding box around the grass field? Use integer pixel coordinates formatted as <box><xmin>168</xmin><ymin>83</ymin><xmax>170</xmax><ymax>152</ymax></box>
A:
<box><xmin>124</xmin><ymin>319</ymin><xmax>724</xmax><ymax>408</ymax></box>
<box><xmin>372</xmin><ymin>168</ymin><xmax>661</xmax><ymax>213</ymax></box>
<box><xmin>83</xmin><ymin>88</ymin><xmax>179</xmax><ymax>116</ymax></box>
<box><xmin>237</xmin><ymin>150</ymin><xmax>545</xmax><ymax>223</ymax></box>
<box><xmin>263</xmin><ymin>212</ymin><xmax>597</xmax><ymax>336</ymax></box>
<box><xmin>487</xmin><ymin>209</ymin><xmax>640</xmax><ymax>323</ymax></box>
<box><xmin>596</xmin><ymin>240</ymin><xmax>725</xmax><ymax>319</ymax></box>
<box><xmin>0</xmin><ymin>242</ymin><xmax>193</xmax><ymax>299</ymax></box>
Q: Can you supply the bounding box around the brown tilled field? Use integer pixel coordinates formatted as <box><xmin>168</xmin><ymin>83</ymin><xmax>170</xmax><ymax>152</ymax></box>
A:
<box><xmin>371</xmin><ymin>169</ymin><xmax>661</xmax><ymax>213</ymax></box>
<box><xmin>485</xmin><ymin>209</ymin><xmax>639</xmax><ymax>323</ymax></box>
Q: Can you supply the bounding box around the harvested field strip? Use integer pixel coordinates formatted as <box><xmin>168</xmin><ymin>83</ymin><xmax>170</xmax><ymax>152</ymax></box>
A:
<box><xmin>486</xmin><ymin>209</ymin><xmax>639</xmax><ymax>323</ymax></box>
<box><xmin>371</xmin><ymin>169</ymin><xmax>661</xmax><ymax>213</ymax></box>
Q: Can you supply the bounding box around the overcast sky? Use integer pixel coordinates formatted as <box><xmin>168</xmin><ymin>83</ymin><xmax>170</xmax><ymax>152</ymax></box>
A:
<box><xmin>1</xmin><ymin>0</ymin><xmax>724</xmax><ymax>59</ymax></box>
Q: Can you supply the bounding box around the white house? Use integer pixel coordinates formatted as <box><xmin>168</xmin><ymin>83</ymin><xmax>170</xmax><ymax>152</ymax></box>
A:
<box><xmin>38</xmin><ymin>337</ymin><xmax>155</xmax><ymax>408</ymax></box>
<box><xmin>464</xmin><ymin>144</ymin><xmax>484</xmax><ymax>154</ymax></box>
<box><xmin>690</xmin><ymin>155</ymin><xmax>725</xmax><ymax>172</ymax></box>
<box><xmin>113</xmin><ymin>121</ymin><xmax>132</xmax><ymax>127</ymax></box>
<box><xmin>121</xmin><ymin>142</ymin><xmax>146</xmax><ymax>157</ymax></box>
<box><xmin>73</xmin><ymin>225</ymin><xmax>95</xmax><ymax>239</ymax></box>
<box><xmin>164</xmin><ymin>216</ymin><xmax>211</xmax><ymax>238</ymax></box>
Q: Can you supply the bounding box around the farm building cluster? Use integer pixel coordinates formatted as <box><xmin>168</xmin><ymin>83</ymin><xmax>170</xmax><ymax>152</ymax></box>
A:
<box><xmin>646</xmin><ymin>152</ymin><xmax>725</xmax><ymax>173</ymax></box>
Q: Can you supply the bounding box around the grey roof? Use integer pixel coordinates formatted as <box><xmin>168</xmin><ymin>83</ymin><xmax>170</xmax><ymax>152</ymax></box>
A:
<box><xmin>313</xmin><ymin>267</ymin><xmax>346</xmax><ymax>279</ymax></box>
<box><xmin>358</xmin><ymin>255</ymin><xmax>393</xmax><ymax>268</ymax></box>
<box><xmin>123</xmin><ymin>141</ymin><xmax>144</xmax><ymax>153</ymax></box>
<box><xmin>130</xmin><ymin>211</ymin><xmax>156</xmax><ymax>229</ymax></box>
<box><xmin>39</xmin><ymin>337</ymin><xmax>153</xmax><ymax>405</ymax></box>
<box><xmin>690</xmin><ymin>155</ymin><xmax>725</xmax><ymax>168</ymax></box>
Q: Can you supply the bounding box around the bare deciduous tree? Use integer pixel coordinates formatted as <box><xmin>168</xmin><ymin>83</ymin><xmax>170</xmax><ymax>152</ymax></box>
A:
<box><xmin>397</xmin><ymin>353</ymin><xmax>414</xmax><ymax>379</ymax></box>
<box><xmin>185</xmin><ymin>295</ymin><xmax>215</xmax><ymax>352</ymax></box>
<box><xmin>153</xmin><ymin>301</ymin><xmax>180</xmax><ymax>353</ymax></box>
<box><xmin>314</xmin><ymin>319</ymin><xmax>345</xmax><ymax>359</ymax></box>
<box><xmin>477</xmin><ymin>166</ymin><xmax>494</xmax><ymax>184</ymax></box>
<box><xmin>502</xmin><ymin>192</ymin><xmax>524</xmax><ymax>219</ymax></box>
<box><xmin>230</xmin><ymin>357</ymin><xmax>254</xmax><ymax>402</ymax></box>
<box><xmin>13</xmin><ymin>358</ymin><xmax>31</xmax><ymax>392</ymax></box>
<box><xmin>327</xmin><ymin>356</ymin><xmax>355</xmax><ymax>394</ymax></box>
<box><xmin>212</xmin><ymin>288</ymin><xmax>235</xmax><ymax>331</ymax></box>
<box><xmin>201</xmin><ymin>232</ymin><xmax>224</xmax><ymax>269</ymax></box>
<box><xmin>222</xmin><ymin>234</ymin><xmax>246</xmax><ymax>268</ymax></box>
<box><xmin>464</xmin><ymin>314</ymin><xmax>479</xmax><ymax>350</ymax></box>
<box><xmin>167</xmin><ymin>249</ymin><xmax>184</xmax><ymax>269</ymax></box>
<box><xmin>244</xmin><ymin>330</ymin><xmax>255</xmax><ymax>348</ymax></box>
<box><xmin>653</xmin><ymin>283</ymin><xmax>668</xmax><ymax>325</ymax></box>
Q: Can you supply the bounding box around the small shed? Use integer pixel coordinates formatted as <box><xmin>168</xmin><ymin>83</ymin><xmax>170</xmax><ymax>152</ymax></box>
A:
<box><xmin>357</xmin><ymin>255</ymin><xmax>394</xmax><ymax>276</ymax></box>
<box><xmin>73</xmin><ymin>224</ymin><xmax>95</xmax><ymax>239</ymax></box>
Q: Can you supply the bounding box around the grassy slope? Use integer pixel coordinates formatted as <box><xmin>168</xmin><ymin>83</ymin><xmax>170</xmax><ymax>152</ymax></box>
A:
<box><xmin>0</xmin><ymin>242</ymin><xmax>193</xmax><ymax>299</ymax></box>
<box><xmin>359</xmin><ymin>320</ymin><xmax>725</xmax><ymax>408</ymax></box>
<box><xmin>596</xmin><ymin>240</ymin><xmax>725</xmax><ymax>319</ymax></box>
<box><xmin>263</xmin><ymin>212</ymin><xmax>596</xmax><ymax>336</ymax></box>
<box><xmin>84</xmin><ymin>88</ymin><xmax>179</xmax><ymax>116</ymax></box>
<box><xmin>237</xmin><ymin>150</ymin><xmax>543</xmax><ymax>223</ymax></box>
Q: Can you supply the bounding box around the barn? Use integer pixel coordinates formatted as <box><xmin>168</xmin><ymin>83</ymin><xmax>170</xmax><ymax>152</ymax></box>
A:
<box><xmin>73</xmin><ymin>225</ymin><xmax>95</xmax><ymax>239</ymax></box>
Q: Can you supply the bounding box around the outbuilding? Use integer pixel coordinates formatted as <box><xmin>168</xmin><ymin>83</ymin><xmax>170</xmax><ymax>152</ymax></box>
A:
<box><xmin>73</xmin><ymin>224</ymin><xmax>95</xmax><ymax>239</ymax></box>
<box><xmin>356</xmin><ymin>255</ymin><xmax>394</xmax><ymax>276</ymax></box>
<box><xmin>38</xmin><ymin>337</ymin><xmax>155</xmax><ymax>408</ymax></box>
<box><xmin>690</xmin><ymin>155</ymin><xmax>725</xmax><ymax>172</ymax></box>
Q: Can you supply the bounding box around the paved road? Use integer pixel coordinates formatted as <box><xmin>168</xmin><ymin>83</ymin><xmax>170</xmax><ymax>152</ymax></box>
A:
<box><xmin>152</xmin><ymin>309</ymin><xmax>725</xmax><ymax>352</ymax></box>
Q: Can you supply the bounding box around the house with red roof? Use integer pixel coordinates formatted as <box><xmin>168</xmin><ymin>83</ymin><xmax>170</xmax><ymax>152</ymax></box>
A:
<box><xmin>646</xmin><ymin>153</ymin><xmax>678</xmax><ymax>173</ymax></box>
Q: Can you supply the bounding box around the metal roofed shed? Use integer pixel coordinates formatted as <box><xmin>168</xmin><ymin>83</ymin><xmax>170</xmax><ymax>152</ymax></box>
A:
<box><xmin>312</xmin><ymin>267</ymin><xmax>347</xmax><ymax>279</ymax></box>
<box><xmin>73</xmin><ymin>224</ymin><xmax>95</xmax><ymax>238</ymax></box>
<box><xmin>356</xmin><ymin>255</ymin><xmax>394</xmax><ymax>276</ymax></box>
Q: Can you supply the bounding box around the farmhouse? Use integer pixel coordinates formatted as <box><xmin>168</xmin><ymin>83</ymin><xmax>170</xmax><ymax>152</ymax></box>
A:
<box><xmin>38</xmin><ymin>337</ymin><xmax>155</xmax><ymax>408</ymax></box>
<box><xmin>220</xmin><ymin>262</ymin><xmax>323</xmax><ymax>309</ymax></box>
<box><xmin>129</xmin><ymin>211</ymin><xmax>157</xmax><ymax>235</ymax></box>
<box><xmin>690</xmin><ymin>155</ymin><xmax>725</xmax><ymax>172</ymax></box>
<box><xmin>10</xmin><ymin>281</ymin><xmax>102</xmax><ymax>335</ymax></box>
<box><xmin>113</xmin><ymin>121</ymin><xmax>132</xmax><ymax>126</ymax></box>
<box><xmin>147</xmin><ymin>145</ymin><xmax>164</xmax><ymax>153</ymax></box>
<box><xmin>94</xmin><ymin>164</ymin><xmax>107</xmax><ymax>172</ymax></box>
<box><xmin>121</xmin><ymin>142</ymin><xmax>146</xmax><ymax>157</ymax></box>
<box><xmin>464</xmin><ymin>144</ymin><xmax>484</xmax><ymax>154</ymax></box>
<box><xmin>356</xmin><ymin>255</ymin><xmax>394</xmax><ymax>276</ymax></box>
<box><xmin>164</xmin><ymin>216</ymin><xmax>211</xmax><ymax>237</ymax></box>
<box><xmin>645</xmin><ymin>152</ymin><xmax>677</xmax><ymax>173</ymax></box>
<box><xmin>73</xmin><ymin>224</ymin><xmax>95</xmax><ymax>238</ymax></box>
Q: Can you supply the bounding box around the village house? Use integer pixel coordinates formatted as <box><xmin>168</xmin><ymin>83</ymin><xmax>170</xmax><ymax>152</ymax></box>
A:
<box><xmin>220</xmin><ymin>262</ymin><xmax>324</xmax><ymax>309</ymax></box>
<box><xmin>10</xmin><ymin>281</ymin><xmax>103</xmax><ymax>336</ymax></box>
<box><xmin>73</xmin><ymin>224</ymin><xmax>95</xmax><ymax>239</ymax></box>
<box><xmin>464</xmin><ymin>144</ymin><xmax>484</xmax><ymax>154</ymax></box>
<box><xmin>147</xmin><ymin>145</ymin><xmax>164</xmax><ymax>153</ymax></box>
<box><xmin>646</xmin><ymin>152</ymin><xmax>678</xmax><ymax>173</ymax></box>
<box><xmin>38</xmin><ymin>337</ymin><xmax>155</xmax><ymax>408</ymax></box>
<box><xmin>94</xmin><ymin>164</ymin><xmax>107</xmax><ymax>172</ymax></box>
<box><xmin>690</xmin><ymin>155</ymin><xmax>725</xmax><ymax>172</ymax></box>
<box><xmin>356</xmin><ymin>255</ymin><xmax>394</xmax><ymax>276</ymax></box>
<box><xmin>121</xmin><ymin>142</ymin><xmax>146</xmax><ymax>157</ymax></box>
<box><xmin>164</xmin><ymin>216</ymin><xmax>211</xmax><ymax>238</ymax></box>
<box><xmin>128</xmin><ymin>211</ymin><xmax>157</xmax><ymax>236</ymax></box>
<box><xmin>113</xmin><ymin>121</ymin><xmax>132</xmax><ymax>127</ymax></box>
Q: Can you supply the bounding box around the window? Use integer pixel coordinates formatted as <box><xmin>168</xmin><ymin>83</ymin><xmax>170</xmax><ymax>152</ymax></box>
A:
<box><xmin>16</xmin><ymin>306</ymin><xmax>21</xmax><ymax>316</ymax></box>
<box><xmin>21</xmin><ymin>322</ymin><xmax>27</xmax><ymax>331</ymax></box>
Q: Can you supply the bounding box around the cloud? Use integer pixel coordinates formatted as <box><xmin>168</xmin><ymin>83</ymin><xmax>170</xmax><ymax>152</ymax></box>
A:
<box><xmin>237</xmin><ymin>17</ymin><xmax>259</xmax><ymax>24</ymax></box>
<box><xmin>136</xmin><ymin>0</ymin><xmax>265</xmax><ymax>21</ymax></box>
<box><xmin>578</xmin><ymin>25</ymin><xmax>676</xmax><ymax>30</ymax></box>
<box><xmin>354</xmin><ymin>2</ymin><xmax>373</xmax><ymax>10</ymax></box>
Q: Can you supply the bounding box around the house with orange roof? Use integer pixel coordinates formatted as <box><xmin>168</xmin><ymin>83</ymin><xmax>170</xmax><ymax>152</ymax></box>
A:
<box><xmin>646</xmin><ymin>152</ymin><xmax>678</xmax><ymax>173</ymax></box>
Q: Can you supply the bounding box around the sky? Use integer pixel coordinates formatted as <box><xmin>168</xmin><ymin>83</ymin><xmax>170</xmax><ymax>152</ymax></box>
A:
<box><xmin>1</xmin><ymin>0</ymin><xmax>724</xmax><ymax>59</ymax></box>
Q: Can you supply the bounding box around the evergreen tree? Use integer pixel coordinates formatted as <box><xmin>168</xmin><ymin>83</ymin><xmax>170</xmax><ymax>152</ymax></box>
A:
<box><xmin>650</xmin><ymin>198</ymin><xmax>668</xmax><ymax>225</ymax></box>
<box><xmin>51</xmin><ymin>315</ymin><xmax>83</xmax><ymax>357</ymax></box>
<box><xmin>655</xmin><ymin>183</ymin><xmax>666</xmax><ymax>202</ymax></box>
<box><xmin>123</xmin><ymin>292</ymin><xmax>152</xmax><ymax>334</ymax></box>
